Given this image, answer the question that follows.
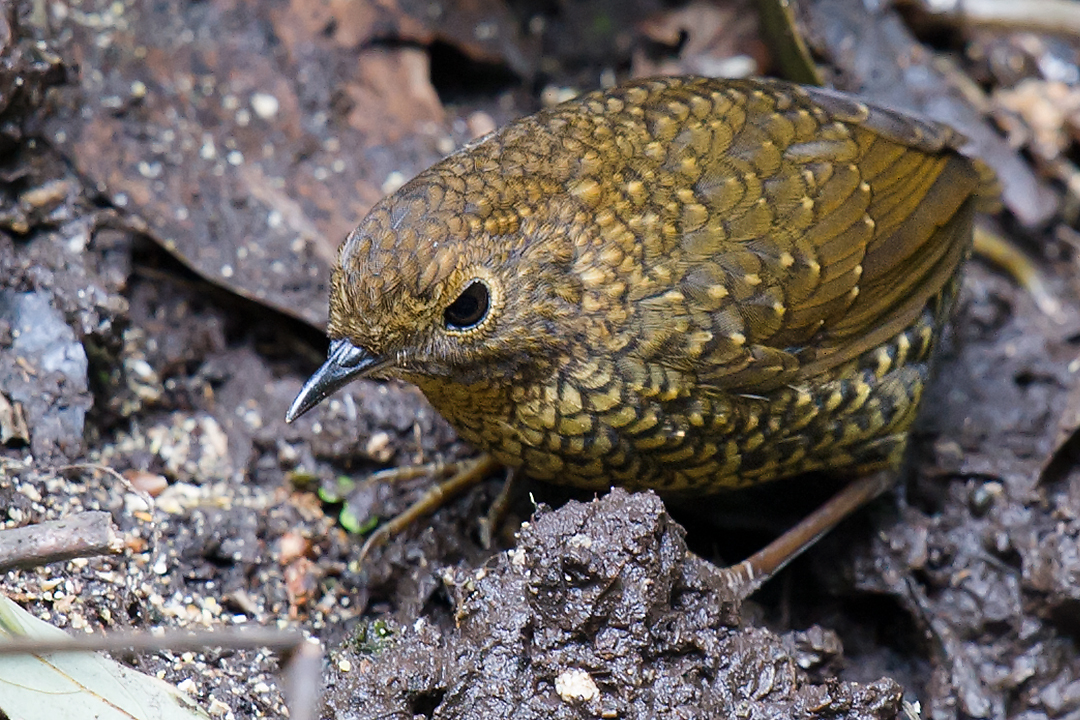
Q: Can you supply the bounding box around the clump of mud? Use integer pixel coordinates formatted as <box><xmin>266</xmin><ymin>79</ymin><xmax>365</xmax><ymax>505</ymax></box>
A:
<box><xmin>323</xmin><ymin>489</ymin><xmax>902</xmax><ymax>720</ymax></box>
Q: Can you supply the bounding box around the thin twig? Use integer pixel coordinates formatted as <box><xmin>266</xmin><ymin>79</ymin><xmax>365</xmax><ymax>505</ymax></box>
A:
<box><xmin>282</xmin><ymin>638</ymin><xmax>325</xmax><ymax>720</ymax></box>
<box><xmin>0</xmin><ymin>626</ymin><xmax>305</xmax><ymax>656</ymax></box>
<box><xmin>0</xmin><ymin>511</ymin><xmax>123</xmax><ymax>572</ymax></box>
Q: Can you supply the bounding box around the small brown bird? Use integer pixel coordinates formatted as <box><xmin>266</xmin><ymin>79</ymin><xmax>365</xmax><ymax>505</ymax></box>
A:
<box><xmin>288</xmin><ymin>76</ymin><xmax>980</xmax><ymax>594</ymax></box>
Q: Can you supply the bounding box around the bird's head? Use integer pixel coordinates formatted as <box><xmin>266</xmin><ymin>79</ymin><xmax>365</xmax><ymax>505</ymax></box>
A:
<box><xmin>285</xmin><ymin>158</ymin><xmax>587</xmax><ymax>423</ymax></box>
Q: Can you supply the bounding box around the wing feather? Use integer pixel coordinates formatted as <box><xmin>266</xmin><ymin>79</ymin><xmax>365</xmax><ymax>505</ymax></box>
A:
<box><xmin>663</xmin><ymin>80</ymin><xmax>980</xmax><ymax>391</ymax></box>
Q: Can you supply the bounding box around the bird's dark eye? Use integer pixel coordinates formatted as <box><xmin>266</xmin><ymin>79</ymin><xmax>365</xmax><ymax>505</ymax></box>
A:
<box><xmin>444</xmin><ymin>281</ymin><xmax>490</xmax><ymax>330</ymax></box>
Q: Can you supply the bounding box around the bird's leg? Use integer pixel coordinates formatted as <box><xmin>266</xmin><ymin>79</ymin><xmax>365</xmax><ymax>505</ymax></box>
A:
<box><xmin>478</xmin><ymin>468</ymin><xmax>522</xmax><ymax>550</ymax></box>
<box><xmin>974</xmin><ymin>225</ymin><xmax>1059</xmax><ymax>317</ymax></box>
<box><xmin>357</xmin><ymin>454</ymin><xmax>502</xmax><ymax>564</ymax></box>
<box><xmin>364</xmin><ymin>460</ymin><xmax>457</xmax><ymax>485</ymax></box>
<box><xmin>713</xmin><ymin>470</ymin><xmax>895</xmax><ymax>601</ymax></box>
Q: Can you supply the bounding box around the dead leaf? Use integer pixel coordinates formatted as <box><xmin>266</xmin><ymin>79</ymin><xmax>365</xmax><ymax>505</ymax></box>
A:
<box><xmin>0</xmin><ymin>594</ymin><xmax>211</xmax><ymax>720</ymax></box>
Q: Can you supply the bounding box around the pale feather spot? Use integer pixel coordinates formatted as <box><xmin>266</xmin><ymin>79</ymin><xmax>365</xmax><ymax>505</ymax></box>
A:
<box><xmin>570</xmin><ymin>177</ymin><xmax>602</xmax><ymax>204</ymax></box>
<box><xmin>874</xmin><ymin>347</ymin><xmax>892</xmax><ymax>377</ymax></box>
<box><xmin>665</xmin><ymin>100</ymin><xmax>689</xmax><ymax>120</ymax></box>
<box><xmin>896</xmin><ymin>332</ymin><xmax>911</xmax><ymax>363</ymax></box>
<box><xmin>707</xmin><ymin>285</ymin><xmax>729</xmax><ymax>301</ymax></box>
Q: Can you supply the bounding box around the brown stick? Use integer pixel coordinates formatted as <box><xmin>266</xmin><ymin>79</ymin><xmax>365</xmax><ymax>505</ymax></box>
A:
<box><xmin>0</xmin><ymin>511</ymin><xmax>123</xmax><ymax>572</ymax></box>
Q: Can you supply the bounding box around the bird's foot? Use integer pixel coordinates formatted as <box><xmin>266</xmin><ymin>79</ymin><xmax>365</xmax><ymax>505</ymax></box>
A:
<box><xmin>357</xmin><ymin>454</ymin><xmax>502</xmax><ymax>565</ymax></box>
<box><xmin>477</xmin><ymin>468</ymin><xmax>522</xmax><ymax>550</ymax></box>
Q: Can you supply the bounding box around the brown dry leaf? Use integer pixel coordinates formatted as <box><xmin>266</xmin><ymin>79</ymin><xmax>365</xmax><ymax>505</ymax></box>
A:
<box><xmin>279</xmin><ymin>530</ymin><xmax>311</xmax><ymax>565</ymax></box>
<box><xmin>634</xmin><ymin>0</ymin><xmax>766</xmax><ymax>78</ymax></box>
<box><xmin>801</xmin><ymin>0</ymin><xmax>1060</xmax><ymax>228</ymax></box>
<box><xmin>36</xmin><ymin>0</ymin><xmax>523</xmax><ymax>329</ymax></box>
<box><xmin>344</xmin><ymin>48</ymin><xmax>445</xmax><ymax>141</ymax></box>
<box><xmin>994</xmin><ymin>79</ymin><xmax>1080</xmax><ymax>161</ymax></box>
<box><xmin>269</xmin><ymin>0</ymin><xmax>427</xmax><ymax>51</ymax></box>
<box><xmin>284</xmin><ymin>557</ymin><xmax>319</xmax><ymax>615</ymax></box>
<box><xmin>122</xmin><ymin>469</ymin><xmax>168</xmax><ymax>497</ymax></box>
<box><xmin>0</xmin><ymin>393</ymin><xmax>29</xmax><ymax>447</ymax></box>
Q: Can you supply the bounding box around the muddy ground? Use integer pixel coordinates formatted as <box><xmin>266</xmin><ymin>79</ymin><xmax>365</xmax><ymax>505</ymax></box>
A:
<box><xmin>2</xmin><ymin>1</ymin><xmax>1080</xmax><ymax>719</ymax></box>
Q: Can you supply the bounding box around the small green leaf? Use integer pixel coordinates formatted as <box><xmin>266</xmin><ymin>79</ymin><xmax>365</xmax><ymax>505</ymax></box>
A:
<box><xmin>338</xmin><ymin>506</ymin><xmax>362</xmax><ymax>533</ymax></box>
<box><xmin>286</xmin><ymin>469</ymin><xmax>319</xmax><ymax>490</ymax></box>
<box><xmin>352</xmin><ymin>619</ymin><xmax>394</xmax><ymax>654</ymax></box>
<box><xmin>339</xmin><ymin>506</ymin><xmax>379</xmax><ymax>535</ymax></box>
<box><xmin>318</xmin><ymin>475</ymin><xmax>355</xmax><ymax>503</ymax></box>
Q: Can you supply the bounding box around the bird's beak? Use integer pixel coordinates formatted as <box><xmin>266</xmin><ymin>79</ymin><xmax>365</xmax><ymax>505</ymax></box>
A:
<box><xmin>286</xmin><ymin>339</ymin><xmax>381</xmax><ymax>423</ymax></box>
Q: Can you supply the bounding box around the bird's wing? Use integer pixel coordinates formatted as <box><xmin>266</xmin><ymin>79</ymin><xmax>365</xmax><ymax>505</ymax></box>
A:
<box><xmin>632</xmin><ymin>79</ymin><xmax>980</xmax><ymax>393</ymax></box>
